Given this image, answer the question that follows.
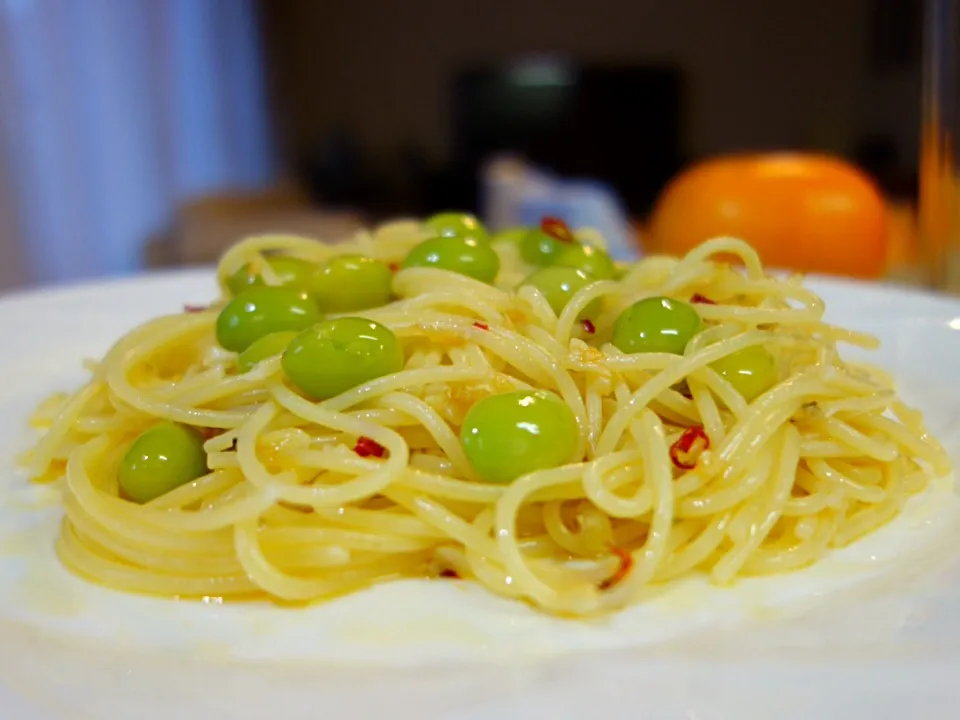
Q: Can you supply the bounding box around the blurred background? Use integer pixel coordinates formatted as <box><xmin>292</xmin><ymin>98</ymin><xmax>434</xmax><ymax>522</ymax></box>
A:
<box><xmin>0</xmin><ymin>0</ymin><xmax>929</xmax><ymax>291</ymax></box>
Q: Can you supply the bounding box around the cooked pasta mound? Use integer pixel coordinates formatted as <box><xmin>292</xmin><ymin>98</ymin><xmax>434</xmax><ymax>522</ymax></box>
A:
<box><xmin>23</xmin><ymin>216</ymin><xmax>950</xmax><ymax>616</ymax></box>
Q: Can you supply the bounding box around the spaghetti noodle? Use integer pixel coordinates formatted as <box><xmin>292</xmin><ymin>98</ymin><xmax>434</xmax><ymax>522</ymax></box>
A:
<box><xmin>22</xmin><ymin>218</ymin><xmax>950</xmax><ymax>616</ymax></box>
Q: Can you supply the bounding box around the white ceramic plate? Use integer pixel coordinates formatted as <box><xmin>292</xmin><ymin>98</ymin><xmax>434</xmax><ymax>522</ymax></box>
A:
<box><xmin>1</xmin><ymin>271</ymin><xmax>959</xmax><ymax>719</ymax></box>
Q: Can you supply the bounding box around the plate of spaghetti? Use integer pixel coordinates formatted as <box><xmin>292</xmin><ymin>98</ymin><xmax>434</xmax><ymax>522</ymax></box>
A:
<box><xmin>1</xmin><ymin>214</ymin><xmax>959</xmax><ymax>719</ymax></box>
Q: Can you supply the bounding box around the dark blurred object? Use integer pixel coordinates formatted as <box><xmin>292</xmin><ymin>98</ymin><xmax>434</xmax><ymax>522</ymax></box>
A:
<box><xmin>852</xmin><ymin>135</ymin><xmax>917</xmax><ymax>200</ymax></box>
<box><xmin>446</xmin><ymin>59</ymin><xmax>685</xmax><ymax>217</ymax></box>
<box><xmin>300</xmin><ymin>129</ymin><xmax>386</xmax><ymax>208</ymax></box>
<box><xmin>300</xmin><ymin>130</ymin><xmax>424</xmax><ymax>219</ymax></box>
<box><xmin>869</xmin><ymin>0</ymin><xmax>921</xmax><ymax>74</ymax></box>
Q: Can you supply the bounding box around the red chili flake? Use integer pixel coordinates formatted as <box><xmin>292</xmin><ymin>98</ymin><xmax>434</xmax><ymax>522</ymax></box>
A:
<box><xmin>473</xmin><ymin>321</ymin><xmax>489</xmax><ymax>330</ymax></box>
<box><xmin>598</xmin><ymin>546</ymin><xmax>634</xmax><ymax>591</ymax></box>
<box><xmin>669</xmin><ymin>425</ymin><xmax>710</xmax><ymax>470</ymax></box>
<box><xmin>354</xmin><ymin>436</ymin><xmax>386</xmax><ymax>458</ymax></box>
<box><xmin>581</xmin><ymin>318</ymin><xmax>596</xmax><ymax>335</ymax></box>
<box><xmin>540</xmin><ymin>216</ymin><xmax>574</xmax><ymax>244</ymax></box>
<box><xmin>439</xmin><ymin>568</ymin><xmax>460</xmax><ymax>579</ymax></box>
<box><xmin>690</xmin><ymin>293</ymin><xmax>716</xmax><ymax>305</ymax></box>
<box><xmin>388</xmin><ymin>262</ymin><xmax>400</xmax><ymax>273</ymax></box>
<box><xmin>184</xmin><ymin>304</ymin><xmax>209</xmax><ymax>313</ymax></box>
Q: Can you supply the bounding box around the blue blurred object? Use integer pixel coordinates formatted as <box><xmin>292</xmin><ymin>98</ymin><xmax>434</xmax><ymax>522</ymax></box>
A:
<box><xmin>0</xmin><ymin>0</ymin><xmax>275</xmax><ymax>285</ymax></box>
<box><xmin>482</xmin><ymin>155</ymin><xmax>640</xmax><ymax>261</ymax></box>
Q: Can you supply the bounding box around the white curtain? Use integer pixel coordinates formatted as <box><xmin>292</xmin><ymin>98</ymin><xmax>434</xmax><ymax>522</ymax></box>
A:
<box><xmin>0</xmin><ymin>0</ymin><xmax>275</xmax><ymax>287</ymax></box>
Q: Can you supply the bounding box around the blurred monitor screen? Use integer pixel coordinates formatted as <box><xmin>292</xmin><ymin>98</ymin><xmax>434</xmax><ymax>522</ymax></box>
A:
<box><xmin>452</xmin><ymin>59</ymin><xmax>685</xmax><ymax>215</ymax></box>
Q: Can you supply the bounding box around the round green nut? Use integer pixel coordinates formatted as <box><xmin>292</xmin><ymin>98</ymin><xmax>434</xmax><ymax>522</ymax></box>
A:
<box><xmin>710</xmin><ymin>345</ymin><xmax>777</xmax><ymax>401</ymax></box>
<box><xmin>225</xmin><ymin>256</ymin><xmax>316</xmax><ymax>295</ymax></box>
<box><xmin>216</xmin><ymin>287</ymin><xmax>321</xmax><ymax>353</ymax></box>
<box><xmin>521</xmin><ymin>266</ymin><xmax>602</xmax><ymax>319</ymax></box>
<box><xmin>118</xmin><ymin>422</ymin><xmax>208</xmax><ymax>503</ymax></box>
<box><xmin>555</xmin><ymin>244</ymin><xmax>615</xmax><ymax>279</ymax></box>
<box><xmin>424</xmin><ymin>212</ymin><xmax>489</xmax><ymax>243</ymax></box>
<box><xmin>310</xmin><ymin>254</ymin><xmax>393</xmax><ymax>312</ymax></box>
<box><xmin>460</xmin><ymin>390</ymin><xmax>579</xmax><ymax>484</ymax></box>
<box><xmin>282</xmin><ymin>317</ymin><xmax>405</xmax><ymax>399</ymax></box>
<box><xmin>612</xmin><ymin>297</ymin><xmax>702</xmax><ymax>355</ymax></box>
<box><xmin>519</xmin><ymin>227</ymin><xmax>572</xmax><ymax>266</ymax></box>
<box><xmin>401</xmin><ymin>236</ymin><xmax>500</xmax><ymax>283</ymax></box>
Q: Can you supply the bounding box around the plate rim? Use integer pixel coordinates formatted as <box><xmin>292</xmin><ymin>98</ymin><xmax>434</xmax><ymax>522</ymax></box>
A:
<box><xmin>2</xmin><ymin>268</ymin><xmax>960</xmax><ymax>718</ymax></box>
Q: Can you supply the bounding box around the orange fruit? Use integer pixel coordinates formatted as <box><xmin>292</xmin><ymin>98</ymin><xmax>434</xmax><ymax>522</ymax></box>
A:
<box><xmin>648</xmin><ymin>154</ymin><xmax>889</xmax><ymax>278</ymax></box>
